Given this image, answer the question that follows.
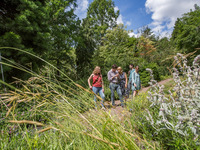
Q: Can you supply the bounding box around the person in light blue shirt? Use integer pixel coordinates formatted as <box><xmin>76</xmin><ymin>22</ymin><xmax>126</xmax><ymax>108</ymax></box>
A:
<box><xmin>127</xmin><ymin>64</ymin><xmax>135</xmax><ymax>97</ymax></box>
<box><xmin>132</xmin><ymin>66</ymin><xmax>141</xmax><ymax>97</ymax></box>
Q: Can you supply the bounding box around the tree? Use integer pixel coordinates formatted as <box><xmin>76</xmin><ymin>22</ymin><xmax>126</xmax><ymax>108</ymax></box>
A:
<box><xmin>171</xmin><ymin>4</ymin><xmax>200</xmax><ymax>55</ymax></box>
<box><xmin>153</xmin><ymin>37</ymin><xmax>176</xmax><ymax>76</ymax></box>
<box><xmin>84</xmin><ymin>0</ymin><xmax>119</xmax><ymax>46</ymax></box>
<box><xmin>136</xmin><ymin>36</ymin><xmax>156</xmax><ymax>62</ymax></box>
<box><xmin>0</xmin><ymin>0</ymin><xmax>51</xmax><ymax>81</ymax></box>
<box><xmin>95</xmin><ymin>24</ymin><xmax>136</xmax><ymax>74</ymax></box>
<box><xmin>75</xmin><ymin>29</ymin><xmax>95</xmax><ymax>78</ymax></box>
<box><xmin>46</xmin><ymin>0</ymin><xmax>79</xmax><ymax>77</ymax></box>
<box><xmin>137</xmin><ymin>26</ymin><xmax>157</xmax><ymax>41</ymax></box>
<box><xmin>75</xmin><ymin>0</ymin><xmax>119</xmax><ymax>78</ymax></box>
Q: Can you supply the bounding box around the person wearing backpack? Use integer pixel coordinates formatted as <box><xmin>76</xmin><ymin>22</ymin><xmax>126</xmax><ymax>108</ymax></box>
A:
<box><xmin>88</xmin><ymin>66</ymin><xmax>105</xmax><ymax>109</ymax></box>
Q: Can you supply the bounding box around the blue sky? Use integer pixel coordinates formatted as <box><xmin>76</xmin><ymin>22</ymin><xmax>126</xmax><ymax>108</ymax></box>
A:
<box><xmin>113</xmin><ymin>0</ymin><xmax>152</xmax><ymax>30</ymax></box>
<box><xmin>75</xmin><ymin>0</ymin><xmax>200</xmax><ymax>37</ymax></box>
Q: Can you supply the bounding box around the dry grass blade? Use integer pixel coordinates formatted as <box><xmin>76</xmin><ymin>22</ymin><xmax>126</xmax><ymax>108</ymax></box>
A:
<box><xmin>37</xmin><ymin>127</ymin><xmax>53</xmax><ymax>133</ymax></box>
<box><xmin>170</xmin><ymin>51</ymin><xmax>197</xmax><ymax>68</ymax></box>
<box><xmin>54</xmin><ymin>122</ymin><xmax>64</xmax><ymax>128</ymax></box>
<box><xmin>75</xmin><ymin>83</ymin><xmax>103</xmax><ymax>101</ymax></box>
<box><xmin>124</xmin><ymin>131</ymin><xmax>155</xmax><ymax>150</ymax></box>
<box><xmin>17</xmin><ymin>98</ymin><xmax>32</xmax><ymax>103</ymax></box>
<box><xmin>83</xmin><ymin>132</ymin><xmax>128</xmax><ymax>150</ymax></box>
<box><xmin>36</xmin><ymin>102</ymin><xmax>47</xmax><ymax>108</ymax></box>
<box><xmin>6</xmin><ymin>106</ymin><xmax>13</xmax><ymax>118</ymax></box>
<box><xmin>162</xmin><ymin>51</ymin><xmax>197</xmax><ymax>64</ymax></box>
<box><xmin>9</xmin><ymin>120</ymin><xmax>44</xmax><ymax>126</ymax></box>
<box><xmin>7</xmin><ymin>96</ymin><xmax>18</xmax><ymax>103</ymax></box>
<box><xmin>22</xmin><ymin>85</ymin><xmax>31</xmax><ymax>92</ymax></box>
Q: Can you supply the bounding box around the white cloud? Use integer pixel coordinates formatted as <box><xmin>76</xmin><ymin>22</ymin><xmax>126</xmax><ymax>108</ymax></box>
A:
<box><xmin>145</xmin><ymin>0</ymin><xmax>200</xmax><ymax>37</ymax></box>
<box><xmin>128</xmin><ymin>32</ymin><xmax>135</xmax><ymax>37</ymax></box>
<box><xmin>128</xmin><ymin>31</ymin><xmax>141</xmax><ymax>38</ymax></box>
<box><xmin>126</xmin><ymin>21</ymin><xmax>131</xmax><ymax>26</ymax></box>
<box><xmin>115</xmin><ymin>6</ymin><xmax>125</xmax><ymax>25</ymax></box>
<box><xmin>117</xmin><ymin>14</ymin><xmax>124</xmax><ymax>24</ymax></box>
<box><xmin>114</xmin><ymin>6</ymin><xmax>119</xmax><ymax>12</ymax></box>
<box><xmin>75</xmin><ymin>0</ymin><xmax>89</xmax><ymax>20</ymax></box>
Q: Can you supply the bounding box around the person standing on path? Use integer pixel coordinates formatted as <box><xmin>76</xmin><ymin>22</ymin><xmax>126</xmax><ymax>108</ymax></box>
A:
<box><xmin>107</xmin><ymin>64</ymin><xmax>124</xmax><ymax>107</ymax></box>
<box><xmin>127</xmin><ymin>64</ymin><xmax>135</xmax><ymax>97</ymax></box>
<box><xmin>132</xmin><ymin>66</ymin><xmax>141</xmax><ymax>97</ymax></box>
<box><xmin>88</xmin><ymin>66</ymin><xmax>105</xmax><ymax>109</ymax></box>
<box><xmin>117</xmin><ymin>67</ymin><xmax>128</xmax><ymax>100</ymax></box>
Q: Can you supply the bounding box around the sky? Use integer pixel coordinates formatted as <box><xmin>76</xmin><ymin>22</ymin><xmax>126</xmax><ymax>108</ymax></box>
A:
<box><xmin>75</xmin><ymin>0</ymin><xmax>200</xmax><ymax>38</ymax></box>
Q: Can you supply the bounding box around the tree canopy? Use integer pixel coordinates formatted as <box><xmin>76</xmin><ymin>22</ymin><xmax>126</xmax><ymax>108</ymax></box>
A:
<box><xmin>172</xmin><ymin>4</ymin><xmax>200</xmax><ymax>55</ymax></box>
<box><xmin>0</xmin><ymin>0</ymin><xmax>199</xmax><ymax>86</ymax></box>
<box><xmin>0</xmin><ymin>0</ymin><xmax>51</xmax><ymax>80</ymax></box>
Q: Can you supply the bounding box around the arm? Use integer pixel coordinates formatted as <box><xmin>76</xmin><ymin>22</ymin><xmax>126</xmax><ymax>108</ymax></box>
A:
<box><xmin>108</xmin><ymin>71</ymin><xmax>118</xmax><ymax>82</ymax></box>
<box><xmin>125</xmin><ymin>73</ymin><xmax>128</xmax><ymax>88</ymax></box>
<box><xmin>108</xmin><ymin>71</ymin><xmax>113</xmax><ymax>82</ymax></box>
<box><xmin>88</xmin><ymin>74</ymin><xmax>93</xmax><ymax>89</ymax></box>
<box><xmin>101</xmin><ymin>75</ymin><xmax>104</xmax><ymax>92</ymax></box>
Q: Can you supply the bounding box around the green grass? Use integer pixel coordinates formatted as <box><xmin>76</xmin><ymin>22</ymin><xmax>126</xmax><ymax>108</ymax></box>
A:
<box><xmin>0</xmin><ymin>47</ymin><xmax>155</xmax><ymax>150</ymax></box>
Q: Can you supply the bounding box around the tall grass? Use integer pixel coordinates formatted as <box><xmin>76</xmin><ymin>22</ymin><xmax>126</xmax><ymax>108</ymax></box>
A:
<box><xmin>0</xmin><ymin>47</ymin><xmax>155</xmax><ymax>149</ymax></box>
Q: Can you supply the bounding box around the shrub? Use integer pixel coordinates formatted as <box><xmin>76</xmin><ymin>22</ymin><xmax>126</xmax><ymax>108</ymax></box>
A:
<box><xmin>140</xmin><ymin>63</ymin><xmax>161</xmax><ymax>87</ymax></box>
<box><xmin>144</xmin><ymin>54</ymin><xmax>200</xmax><ymax>148</ymax></box>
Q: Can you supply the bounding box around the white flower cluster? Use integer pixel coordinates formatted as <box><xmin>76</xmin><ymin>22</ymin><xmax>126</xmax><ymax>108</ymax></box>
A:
<box><xmin>145</xmin><ymin>54</ymin><xmax>200</xmax><ymax>138</ymax></box>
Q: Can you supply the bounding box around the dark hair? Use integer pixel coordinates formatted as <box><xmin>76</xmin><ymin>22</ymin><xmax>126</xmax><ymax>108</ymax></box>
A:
<box><xmin>112</xmin><ymin>64</ymin><xmax>118</xmax><ymax>69</ymax></box>
<box><xmin>130</xmin><ymin>64</ymin><xmax>134</xmax><ymax>67</ymax></box>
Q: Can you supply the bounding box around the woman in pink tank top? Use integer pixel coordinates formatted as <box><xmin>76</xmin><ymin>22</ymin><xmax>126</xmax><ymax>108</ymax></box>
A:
<box><xmin>88</xmin><ymin>66</ymin><xmax>105</xmax><ymax>110</ymax></box>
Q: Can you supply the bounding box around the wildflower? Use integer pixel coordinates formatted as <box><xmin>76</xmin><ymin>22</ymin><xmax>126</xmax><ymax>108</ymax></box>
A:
<box><xmin>193</xmin><ymin>55</ymin><xmax>200</xmax><ymax>66</ymax></box>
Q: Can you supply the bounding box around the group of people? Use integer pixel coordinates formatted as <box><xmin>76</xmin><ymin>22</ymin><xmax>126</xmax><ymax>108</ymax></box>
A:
<box><xmin>88</xmin><ymin>64</ymin><xmax>141</xmax><ymax>109</ymax></box>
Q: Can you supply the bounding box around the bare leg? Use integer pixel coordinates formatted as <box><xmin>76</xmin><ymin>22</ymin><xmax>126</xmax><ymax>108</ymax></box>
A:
<box><xmin>133</xmin><ymin>90</ymin><xmax>137</xmax><ymax>97</ymax></box>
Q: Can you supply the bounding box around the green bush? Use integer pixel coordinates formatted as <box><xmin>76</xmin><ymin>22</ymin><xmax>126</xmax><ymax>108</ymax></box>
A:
<box><xmin>140</xmin><ymin>63</ymin><xmax>161</xmax><ymax>87</ymax></box>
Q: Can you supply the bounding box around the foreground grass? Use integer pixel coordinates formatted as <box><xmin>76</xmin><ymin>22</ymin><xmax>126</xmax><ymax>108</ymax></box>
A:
<box><xmin>1</xmin><ymin>75</ymin><xmax>198</xmax><ymax>149</ymax></box>
<box><xmin>0</xmin><ymin>72</ymin><xmax>155</xmax><ymax>149</ymax></box>
<box><xmin>0</xmin><ymin>87</ymin><xmax>155</xmax><ymax>149</ymax></box>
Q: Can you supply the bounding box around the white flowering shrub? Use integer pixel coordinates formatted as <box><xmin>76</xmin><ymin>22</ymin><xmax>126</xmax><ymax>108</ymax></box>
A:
<box><xmin>146</xmin><ymin>54</ymin><xmax>200</xmax><ymax>139</ymax></box>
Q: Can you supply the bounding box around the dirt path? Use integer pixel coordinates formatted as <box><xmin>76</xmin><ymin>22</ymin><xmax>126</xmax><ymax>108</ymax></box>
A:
<box><xmin>139</xmin><ymin>78</ymin><xmax>173</xmax><ymax>93</ymax></box>
<box><xmin>103</xmin><ymin>78</ymin><xmax>173</xmax><ymax>121</ymax></box>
